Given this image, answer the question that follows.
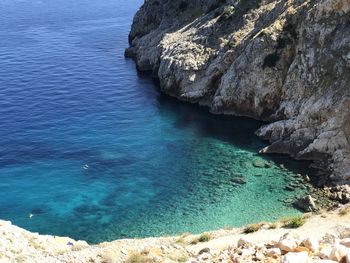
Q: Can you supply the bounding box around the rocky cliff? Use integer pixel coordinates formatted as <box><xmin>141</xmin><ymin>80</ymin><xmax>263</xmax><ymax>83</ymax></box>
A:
<box><xmin>126</xmin><ymin>0</ymin><xmax>350</xmax><ymax>184</ymax></box>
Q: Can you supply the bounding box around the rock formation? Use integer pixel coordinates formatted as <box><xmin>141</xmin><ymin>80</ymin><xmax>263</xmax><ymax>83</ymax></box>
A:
<box><xmin>126</xmin><ymin>0</ymin><xmax>350</xmax><ymax>184</ymax></box>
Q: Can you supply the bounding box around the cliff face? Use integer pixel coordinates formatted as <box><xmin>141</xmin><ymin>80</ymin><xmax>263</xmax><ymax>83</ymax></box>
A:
<box><xmin>126</xmin><ymin>0</ymin><xmax>350</xmax><ymax>184</ymax></box>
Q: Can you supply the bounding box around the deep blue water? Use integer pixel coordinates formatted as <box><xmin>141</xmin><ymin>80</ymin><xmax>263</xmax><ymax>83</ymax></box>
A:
<box><xmin>0</xmin><ymin>0</ymin><xmax>313</xmax><ymax>243</ymax></box>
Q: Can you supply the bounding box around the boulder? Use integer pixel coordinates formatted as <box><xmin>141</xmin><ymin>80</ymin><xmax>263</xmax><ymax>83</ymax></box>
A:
<box><xmin>329</xmin><ymin>244</ymin><xmax>349</xmax><ymax>261</ymax></box>
<box><xmin>198</xmin><ymin>248</ymin><xmax>210</xmax><ymax>255</ymax></box>
<box><xmin>280</xmin><ymin>251</ymin><xmax>310</xmax><ymax>263</ymax></box>
<box><xmin>341</xmin><ymin>238</ymin><xmax>350</xmax><ymax>248</ymax></box>
<box><xmin>317</xmin><ymin>246</ymin><xmax>333</xmax><ymax>259</ymax></box>
<box><xmin>294</xmin><ymin>195</ymin><xmax>317</xmax><ymax>212</ymax></box>
<box><xmin>266</xmin><ymin>248</ymin><xmax>281</xmax><ymax>258</ymax></box>
<box><xmin>346</xmin><ymin>253</ymin><xmax>350</xmax><ymax>263</ymax></box>
<box><xmin>302</xmin><ymin>237</ymin><xmax>319</xmax><ymax>252</ymax></box>
<box><xmin>278</xmin><ymin>233</ymin><xmax>300</xmax><ymax>252</ymax></box>
<box><xmin>237</xmin><ymin>237</ymin><xmax>252</xmax><ymax>248</ymax></box>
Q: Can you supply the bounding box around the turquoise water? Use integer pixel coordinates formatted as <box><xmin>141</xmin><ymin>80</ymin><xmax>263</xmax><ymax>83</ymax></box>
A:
<box><xmin>0</xmin><ymin>0</ymin><xmax>312</xmax><ymax>243</ymax></box>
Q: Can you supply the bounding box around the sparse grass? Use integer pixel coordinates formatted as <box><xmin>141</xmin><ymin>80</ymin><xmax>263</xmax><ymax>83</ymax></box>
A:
<box><xmin>175</xmin><ymin>236</ymin><xmax>186</xmax><ymax>245</ymax></box>
<box><xmin>169</xmin><ymin>254</ymin><xmax>189</xmax><ymax>263</ymax></box>
<box><xmin>125</xmin><ymin>252</ymin><xmax>156</xmax><ymax>263</ymax></box>
<box><xmin>339</xmin><ymin>207</ymin><xmax>350</xmax><ymax>216</ymax></box>
<box><xmin>217</xmin><ymin>5</ymin><xmax>235</xmax><ymax>23</ymax></box>
<box><xmin>243</xmin><ymin>223</ymin><xmax>263</xmax><ymax>234</ymax></box>
<box><xmin>15</xmin><ymin>255</ymin><xmax>27</xmax><ymax>263</ymax></box>
<box><xmin>269</xmin><ymin>222</ymin><xmax>278</xmax><ymax>229</ymax></box>
<box><xmin>281</xmin><ymin>215</ymin><xmax>306</xmax><ymax>228</ymax></box>
<box><xmin>190</xmin><ymin>233</ymin><xmax>212</xmax><ymax>244</ymax></box>
<box><xmin>28</xmin><ymin>238</ymin><xmax>45</xmax><ymax>251</ymax></box>
<box><xmin>175</xmin><ymin>255</ymin><xmax>189</xmax><ymax>263</ymax></box>
<box><xmin>71</xmin><ymin>244</ymin><xmax>88</xmax><ymax>252</ymax></box>
<box><xmin>175</xmin><ymin>232</ymin><xmax>191</xmax><ymax>245</ymax></box>
<box><xmin>198</xmin><ymin>233</ymin><xmax>212</xmax><ymax>242</ymax></box>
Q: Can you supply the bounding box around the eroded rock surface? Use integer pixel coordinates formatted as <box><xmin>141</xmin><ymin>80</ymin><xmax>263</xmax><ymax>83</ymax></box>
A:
<box><xmin>126</xmin><ymin>0</ymin><xmax>350</xmax><ymax>184</ymax></box>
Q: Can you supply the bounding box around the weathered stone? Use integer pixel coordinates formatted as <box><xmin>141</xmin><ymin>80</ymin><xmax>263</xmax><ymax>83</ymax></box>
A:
<box><xmin>346</xmin><ymin>253</ymin><xmax>350</xmax><ymax>263</ymax></box>
<box><xmin>302</xmin><ymin>238</ymin><xmax>319</xmax><ymax>252</ymax></box>
<box><xmin>294</xmin><ymin>195</ymin><xmax>317</xmax><ymax>212</ymax></box>
<box><xmin>237</xmin><ymin>237</ymin><xmax>252</xmax><ymax>248</ymax></box>
<box><xmin>280</xmin><ymin>251</ymin><xmax>310</xmax><ymax>263</ymax></box>
<box><xmin>329</xmin><ymin>245</ymin><xmax>349</xmax><ymax>261</ymax></box>
<box><xmin>341</xmin><ymin>239</ymin><xmax>350</xmax><ymax>248</ymax></box>
<box><xmin>278</xmin><ymin>233</ymin><xmax>300</xmax><ymax>252</ymax></box>
<box><xmin>266</xmin><ymin>248</ymin><xmax>281</xmax><ymax>258</ymax></box>
<box><xmin>198</xmin><ymin>247</ymin><xmax>210</xmax><ymax>255</ymax></box>
<box><xmin>317</xmin><ymin>246</ymin><xmax>333</xmax><ymax>259</ymax></box>
<box><xmin>295</xmin><ymin>246</ymin><xmax>310</xmax><ymax>253</ymax></box>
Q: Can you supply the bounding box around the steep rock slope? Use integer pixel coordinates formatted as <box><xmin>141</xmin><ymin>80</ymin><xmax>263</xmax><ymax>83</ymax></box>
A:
<box><xmin>126</xmin><ymin>0</ymin><xmax>350</xmax><ymax>184</ymax></box>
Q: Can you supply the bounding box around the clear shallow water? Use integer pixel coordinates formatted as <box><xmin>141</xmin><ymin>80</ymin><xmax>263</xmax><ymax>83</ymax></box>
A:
<box><xmin>0</xmin><ymin>0</ymin><xmax>313</xmax><ymax>243</ymax></box>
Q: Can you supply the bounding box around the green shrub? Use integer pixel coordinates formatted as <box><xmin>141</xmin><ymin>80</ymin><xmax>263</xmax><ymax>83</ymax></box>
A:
<box><xmin>217</xmin><ymin>5</ymin><xmax>235</xmax><ymax>23</ymax></box>
<box><xmin>125</xmin><ymin>252</ymin><xmax>156</xmax><ymax>263</ymax></box>
<box><xmin>198</xmin><ymin>233</ymin><xmax>212</xmax><ymax>242</ymax></box>
<box><xmin>339</xmin><ymin>207</ymin><xmax>350</xmax><ymax>216</ymax></box>
<box><xmin>268</xmin><ymin>222</ymin><xmax>278</xmax><ymax>229</ymax></box>
<box><xmin>190</xmin><ymin>233</ymin><xmax>212</xmax><ymax>244</ymax></box>
<box><xmin>283</xmin><ymin>216</ymin><xmax>306</xmax><ymax>228</ymax></box>
<box><xmin>243</xmin><ymin>223</ymin><xmax>262</xmax><ymax>234</ymax></box>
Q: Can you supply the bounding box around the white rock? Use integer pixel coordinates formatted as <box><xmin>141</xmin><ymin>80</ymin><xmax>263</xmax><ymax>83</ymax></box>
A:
<box><xmin>267</xmin><ymin>248</ymin><xmax>281</xmax><ymax>258</ymax></box>
<box><xmin>329</xmin><ymin>244</ymin><xmax>349</xmax><ymax>261</ymax></box>
<box><xmin>255</xmin><ymin>251</ymin><xmax>264</xmax><ymax>260</ymax></box>
<box><xmin>278</xmin><ymin>233</ymin><xmax>300</xmax><ymax>252</ymax></box>
<box><xmin>346</xmin><ymin>253</ymin><xmax>350</xmax><ymax>263</ymax></box>
<box><xmin>237</xmin><ymin>237</ymin><xmax>252</xmax><ymax>248</ymax></box>
<box><xmin>341</xmin><ymin>238</ymin><xmax>350</xmax><ymax>248</ymax></box>
<box><xmin>317</xmin><ymin>246</ymin><xmax>333</xmax><ymax>259</ymax></box>
<box><xmin>312</xmin><ymin>260</ymin><xmax>338</xmax><ymax>263</ymax></box>
<box><xmin>241</xmin><ymin>248</ymin><xmax>254</xmax><ymax>257</ymax></box>
<box><xmin>303</xmin><ymin>237</ymin><xmax>319</xmax><ymax>252</ymax></box>
<box><xmin>280</xmin><ymin>251</ymin><xmax>310</xmax><ymax>263</ymax></box>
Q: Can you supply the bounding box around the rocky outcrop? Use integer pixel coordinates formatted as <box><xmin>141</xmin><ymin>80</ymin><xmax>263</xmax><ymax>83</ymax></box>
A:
<box><xmin>126</xmin><ymin>0</ymin><xmax>350</xmax><ymax>184</ymax></box>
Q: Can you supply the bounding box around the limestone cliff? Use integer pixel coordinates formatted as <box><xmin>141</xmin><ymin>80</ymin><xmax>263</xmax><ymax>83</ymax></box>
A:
<box><xmin>126</xmin><ymin>0</ymin><xmax>350</xmax><ymax>184</ymax></box>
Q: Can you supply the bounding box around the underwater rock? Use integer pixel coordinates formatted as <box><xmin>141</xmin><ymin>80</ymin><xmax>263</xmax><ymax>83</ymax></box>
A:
<box><xmin>230</xmin><ymin>176</ymin><xmax>246</xmax><ymax>185</ymax></box>
<box><xmin>252</xmin><ymin>160</ymin><xmax>269</xmax><ymax>168</ymax></box>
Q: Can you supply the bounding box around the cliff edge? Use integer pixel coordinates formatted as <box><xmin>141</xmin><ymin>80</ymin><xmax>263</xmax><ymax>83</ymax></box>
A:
<box><xmin>126</xmin><ymin>0</ymin><xmax>350</xmax><ymax>184</ymax></box>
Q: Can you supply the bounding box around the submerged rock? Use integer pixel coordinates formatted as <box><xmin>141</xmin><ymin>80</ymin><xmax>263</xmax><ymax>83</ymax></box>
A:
<box><xmin>252</xmin><ymin>159</ymin><xmax>270</xmax><ymax>168</ymax></box>
<box><xmin>230</xmin><ymin>176</ymin><xmax>246</xmax><ymax>185</ymax></box>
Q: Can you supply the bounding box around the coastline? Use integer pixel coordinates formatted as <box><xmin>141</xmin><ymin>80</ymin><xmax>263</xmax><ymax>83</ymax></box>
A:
<box><xmin>125</xmin><ymin>0</ymin><xmax>350</xmax><ymax>185</ymax></box>
<box><xmin>2</xmin><ymin>207</ymin><xmax>350</xmax><ymax>262</ymax></box>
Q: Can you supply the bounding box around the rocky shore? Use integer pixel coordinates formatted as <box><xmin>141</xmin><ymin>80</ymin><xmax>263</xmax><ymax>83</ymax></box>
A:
<box><xmin>125</xmin><ymin>0</ymin><xmax>350</xmax><ymax>185</ymax></box>
<box><xmin>2</xmin><ymin>207</ymin><xmax>350</xmax><ymax>262</ymax></box>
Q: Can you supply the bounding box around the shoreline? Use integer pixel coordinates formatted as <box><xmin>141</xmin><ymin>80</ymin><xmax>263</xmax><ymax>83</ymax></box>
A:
<box><xmin>2</xmin><ymin>207</ymin><xmax>350</xmax><ymax>262</ymax></box>
<box><xmin>125</xmin><ymin>0</ymin><xmax>350</xmax><ymax>185</ymax></box>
